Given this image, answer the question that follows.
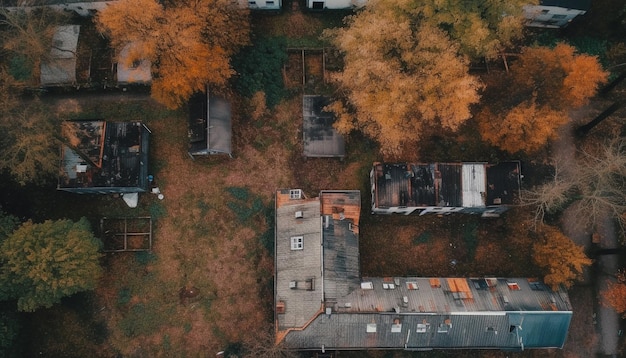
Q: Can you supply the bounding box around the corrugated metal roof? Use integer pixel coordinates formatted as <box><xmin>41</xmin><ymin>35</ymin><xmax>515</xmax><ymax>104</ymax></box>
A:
<box><xmin>372</xmin><ymin>162</ymin><xmax>521</xmax><ymax>212</ymax></box>
<box><xmin>462</xmin><ymin>163</ymin><xmax>486</xmax><ymax>207</ymax></box>
<box><xmin>302</xmin><ymin>95</ymin><xmax>345</xmax><ymax>158</ymax></box>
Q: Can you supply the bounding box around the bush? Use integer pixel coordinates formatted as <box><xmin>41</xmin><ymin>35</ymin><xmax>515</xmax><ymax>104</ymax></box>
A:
<box><xmin>232</xmin><ymin>37</ymin><xmax>288</xmax><ymax>108</ymax></box>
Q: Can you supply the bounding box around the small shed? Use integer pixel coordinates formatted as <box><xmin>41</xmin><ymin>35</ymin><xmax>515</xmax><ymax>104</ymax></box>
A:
<box><xmin>40</xmin><ymin>25</ymin><xmax>80</xmax><ymax>86</ymax></box>
<box><xmin>116</xmin><ymin>43</ymin><xmax>152</xmax><ymax>84</ymax></box>
<box><xmin>58</xmin><ymin>120</ymin><xmax>151</xmax><ymax>194</ymax></box>
<box><xmin>302</xmin><ymin>95</ymin><xmax>345</xmax><ymax>158</ymax></box>
<box><xmin>188</xmin><ymin>88</ymin><xmax>232</xmax><ymax>157</ymax></box>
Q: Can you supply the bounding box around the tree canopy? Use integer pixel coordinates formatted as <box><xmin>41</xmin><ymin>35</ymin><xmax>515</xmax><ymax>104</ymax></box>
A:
<box><xmin>477</xmin><ymin>43</ymin><xmax>609</xmax><ymax>154</ymax></box>
<box><xmin>524</xmin><ymin>138</ymin><xmax>626</xmax><ymax>235</ymax></box>
<box><xmin>326</xmin><ymin>3</ymin><xmax>482</xmax><ymax>156</ymax></box>
<box><xmin>0</xmin><ymin>7</ymin><xmax>69</xmax><ymax>82</ymax></box>
<box><xmin>95</xmin><ymin>0</ymin><xmax>250</xmax><ymax>109</ymax></box>
<box><xmin>231</xmin><ymin>37</ymin><xmax>288</xmax><ymax>108</ymax></box>
<box><xmin>532</xmin><ymin>225</ymin><xmax>592</xmax><ymax>290</ymax></box>
<box><xmin>0</xmin><ymin>218</ymin><xmax>103</xmax><ymax>312</ymax></box>
<box><xmin>0</xmin><ymin>70</ymin><xmax>60</xmax><ymax>185</ymax></box>
<box><xmin>395</xmin><ymin>0</ymin><xmax>535</xmax><ymax>60</ymax></box>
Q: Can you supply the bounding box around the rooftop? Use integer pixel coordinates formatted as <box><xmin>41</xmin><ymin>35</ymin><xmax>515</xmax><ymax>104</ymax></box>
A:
<box><xmin>58</xmin><ymin>121</ymin><xmax>150</xmax><ymax>192</ymax></box>
<box><xmin>372</xmin><ymin>162</ymin><xmax>521</xmax><ymax>209</ymax></box>
<box><xmin>188</xmin><ymin>90</ymin><xmax>232</xmax><ymax>156</ymax></box>
<box><xmin>40</xmin><ymin>25</ymin><xmax>79</xmax><ymax>86</ymax></box>
<box><xmin>275</xmin><ymin>189</ymin><xmax>572</xmax><ymax>351</ymax></box>
<box><xmin>116</xmin><ymin>43</ymin><xmax>152</xmax><ymax>84</ymax></box>
<box><xmin>275</xmin><ymin>189</ymin><xmax>361</xmax><ymax>334</ymax></box>
<box><xmin>302</xmin><ymin>95</ymin><xmax>345</xmax><ymax>158</ymax></box>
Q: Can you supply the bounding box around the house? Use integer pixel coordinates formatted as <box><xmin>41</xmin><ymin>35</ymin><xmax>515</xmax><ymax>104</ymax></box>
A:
<box><xmin>58</xmin><ymin>120</ymin><xmax>151</xmax><ymax>194</ymax></box>
<box><xmin>302</xmin><ymin>95</ymin><xmax>345</xmax><ymax>158</ymax></box>
<box><xmin>40</xmin><ymin>25</ymin><xmax>80</xmax><ymax>86</ymax></box>
<box><xmin>524</xmin><ymin>0</ymin><xmax>591</xmax><ymax>28</ymax></box>
<box><xmin>1</xmin><ymin>1</ymin><xmax>115</xmax><ymax>17</ymax></box>
<box><xmin>238</xmin><ymin>0</ymin><xmax>281</xmax><ymax>11</ymax></box>
<box><xmin>187</xmin><ymin>88</ymin><xmax>232</xmax><ymax>157</ymax></box>
<box><xmin>371</xmin><ymin>162</ymin><xmax>521</xmax><ymax>216</ymax></box>
<box><xmin>274</xmin><ymin>189</ymin><xmax>572</xmax><ymax>352</ymax></box>
<box><xmin>115</xmin><ymin>43</ymin><xmax>152</xmax><ymax>85</ymax></box>
<box><xmin>305</xmin><ymin>0</ymin><xmax>366</xmax><ymax>10</ymax></box>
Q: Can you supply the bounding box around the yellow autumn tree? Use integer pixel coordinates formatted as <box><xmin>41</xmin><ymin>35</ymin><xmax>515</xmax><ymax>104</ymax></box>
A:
<box><xmin>477</xmin><ymin>43</ymin><xmax>609</xmax><ymax>153</ymax></box>
<box><xmin>404</xmin><ymin>0</ymin><xmax>536</xmax><ymax>60</ymax></box>
<box><xmin>326</xmin><ymin>3</ymin><xmax>483</xmax><ymax>156</ymax></box>
<box><xmin>603</xmin><ymin>270</ymin><xmax>626</xmax><ymax>317</ymax></box>
<box><xmin>96</xmin><ymin>0</ymin><xmax>249</xmax><ymax>109</ymax></box>
<box><xmin>532</xmin><ymin>225</ymin><xmax>592</xmax><ymax>290</ymax></box>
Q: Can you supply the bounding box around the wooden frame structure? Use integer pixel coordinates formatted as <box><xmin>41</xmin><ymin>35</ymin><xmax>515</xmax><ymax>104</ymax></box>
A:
<box><xmin>100</xmin><ymin>216</ymin><xmax>152</xmax><ymax>252</ymax></box>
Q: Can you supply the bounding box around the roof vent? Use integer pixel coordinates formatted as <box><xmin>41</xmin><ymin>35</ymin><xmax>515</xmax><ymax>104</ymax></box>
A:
<box><xmin>289</xmin><ymin>281</ymin><xmax>297</xmax><ymax>289</ymax></box>
<box><xmin>295</xmin><ymin>211</ymin><xmax>303</xmax><ymax>219</ymax></box>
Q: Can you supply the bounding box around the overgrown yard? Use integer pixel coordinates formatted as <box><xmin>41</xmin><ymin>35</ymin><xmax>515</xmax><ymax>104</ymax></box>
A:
<box><xmin>23</xmin><ymin>89</ymin><xmax>597</xmax><ymax>357</ymax></box>
<box><xmin>14</xmin><ymin>7</ymin><xmax>613</xmax><ymax>358</ymax></box>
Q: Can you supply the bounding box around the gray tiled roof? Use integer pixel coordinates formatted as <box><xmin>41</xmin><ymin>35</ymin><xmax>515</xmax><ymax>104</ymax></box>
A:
<box><xmin>283</xmin><ymin>277</ymin><xmax>572</xmax><ymax>350</ymax></box>
<box><xmin>284</xmin><ymin>311</ymin><xmax>572</xmax><ymax>350</ymax></box>
<box><xmin>275</xmin><ymin>198</ymin><xmax>324</xmax><ymax>330</ymax></box>
<box><xmin>275</xmin><ymin>190</ymin><xmax>572</xmax><ymax>351</ymax></box>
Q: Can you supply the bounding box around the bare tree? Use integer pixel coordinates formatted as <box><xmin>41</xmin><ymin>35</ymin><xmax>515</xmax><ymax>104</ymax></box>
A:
<box><xmin>575</xmin><ymin>138</ymin><xmax>626</xmax><ymax>235</ymax></box>
<box><xmin>0</xmin><ymin>6</ymin><xmax>68</xmax><ymax>81</ymax></box>
<box><xmin>523</xmin><ymin>138</ymin><xmax>626</xmax><ymax>237</ymax></box>
<box><xmin>522</xmin><ymin>162</ymin><xmax>576</xmax><ymax>227</ymax></box>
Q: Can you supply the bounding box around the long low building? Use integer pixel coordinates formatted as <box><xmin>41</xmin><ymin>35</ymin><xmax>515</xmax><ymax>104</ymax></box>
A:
<box><xmin>370</xmin><ymin>162</ymin><xmax>521</xmax><ymax>216</ymax></box>
<box><xmin>275</xmin><ymin>189</ymin><xmax>572</xmax><ymax>352</ymax></box>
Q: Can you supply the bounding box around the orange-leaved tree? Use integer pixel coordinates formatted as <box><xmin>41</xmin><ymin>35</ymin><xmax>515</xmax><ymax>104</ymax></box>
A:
<box><xmin>96</xmin><ymin>0</ymin><xmax>249</xmax><ymax>109</ymax></box>
<box><xmin>325</xmin><ymin>3</ymin><xmax>482</xmax><ymax>156</ymax></box>
<box><xmin>532</xmin><ymin>225</ymin><xmax>592</xmax><ymax>290</ymax></box>
<box><xmin>477</xmin><ymin>43</ymin><xmax>608</xmax><ymax>154</ymax></box>
<box><xmin>603</xmin><ymin>269</ymin><xmax>626</xmax><ymax>317</ymax></box>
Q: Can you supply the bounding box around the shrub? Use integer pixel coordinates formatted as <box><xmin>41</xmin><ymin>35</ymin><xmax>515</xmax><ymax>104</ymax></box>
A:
<box><xmin>232</xmin><ymin>37</ymin><xmax>288</xmax><ymax>108</ymax></box>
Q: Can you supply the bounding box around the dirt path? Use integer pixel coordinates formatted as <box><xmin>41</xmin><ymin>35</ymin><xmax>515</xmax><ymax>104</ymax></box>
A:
<box><xmin>555</xmin><ymin>107</ymin><xmax>620</xmax><ymax>357</ymax></box>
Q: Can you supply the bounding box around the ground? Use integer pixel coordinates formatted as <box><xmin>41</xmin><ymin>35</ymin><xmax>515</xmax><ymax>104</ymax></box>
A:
<box><xmin>6</xmin><ymin>3</ymin><xmax>626</xmax><ymax>358</ymax></box>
